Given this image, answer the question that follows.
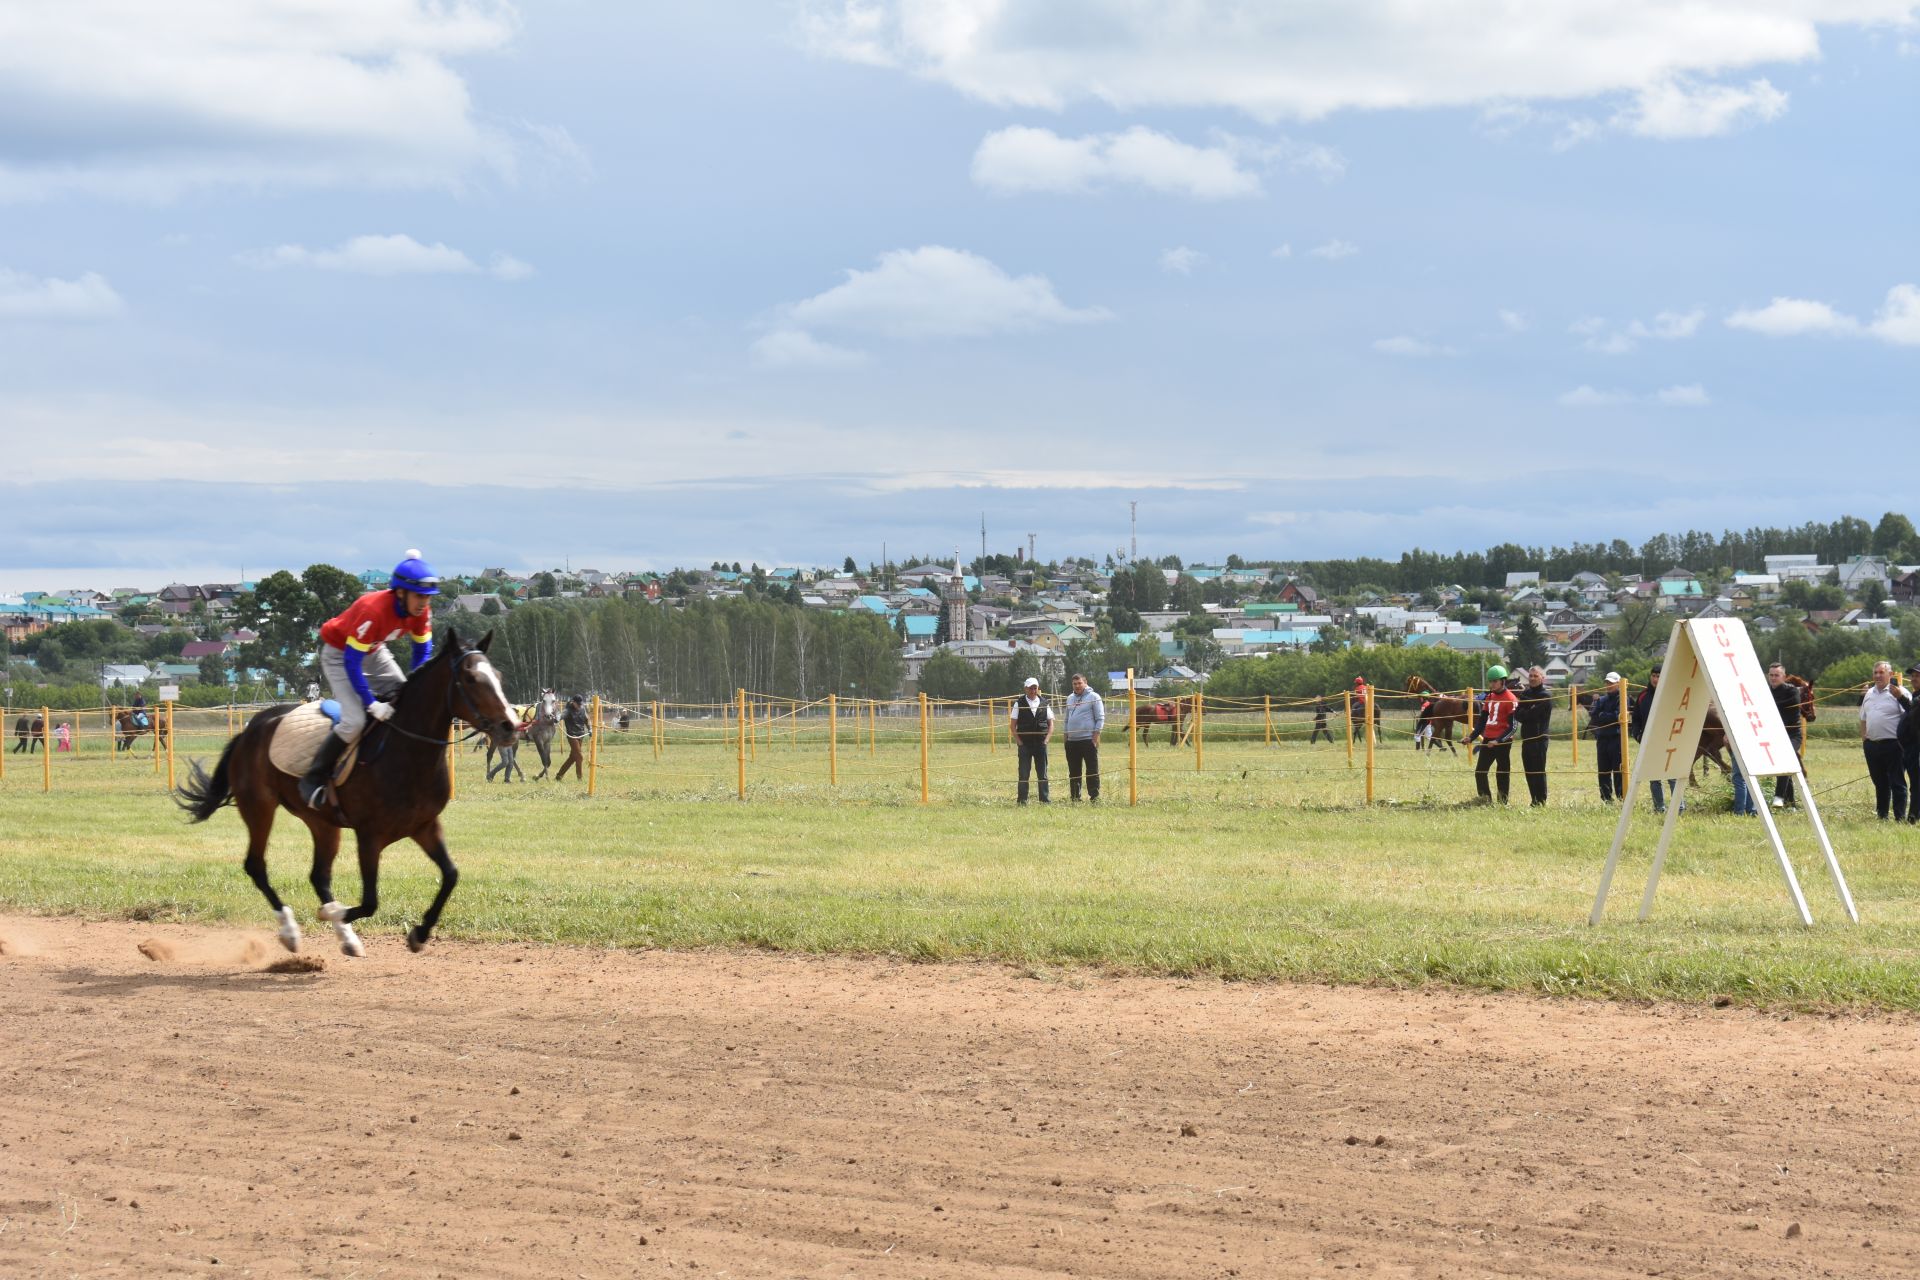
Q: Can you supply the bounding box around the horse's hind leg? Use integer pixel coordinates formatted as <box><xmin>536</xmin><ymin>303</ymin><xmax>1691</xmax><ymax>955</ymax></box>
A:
<box><xmin>406</xmin><ymin>820</ymin><xmax>460</xmax><ymax>953</ymax></box>
<box><xmin>238</xmin><ymin>798</ymin><xmax>301</xmax><ymax>952</ymax></box>
<box><xmin>307</xmin><ymin>824</ymin><xmax>366</xmax><ymax>957</ymax></box>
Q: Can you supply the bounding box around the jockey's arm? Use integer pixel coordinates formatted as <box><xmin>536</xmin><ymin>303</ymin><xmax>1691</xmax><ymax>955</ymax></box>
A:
<box><xmin>410</xmin><ymin>634</ymin><xmax>433</xmax><ymax>672</ymax></box>
<box><xmin>340</xmin><ymin>643</ymin><xmax>380</xmax><ymax>707</ymax></box>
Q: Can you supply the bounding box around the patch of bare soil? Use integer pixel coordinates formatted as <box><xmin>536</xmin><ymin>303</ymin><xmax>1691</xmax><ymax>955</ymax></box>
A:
<box><xmin>2</xmin><ymin>913</ymin><xmax>1915</xmax><ymax>1278</ymax></box>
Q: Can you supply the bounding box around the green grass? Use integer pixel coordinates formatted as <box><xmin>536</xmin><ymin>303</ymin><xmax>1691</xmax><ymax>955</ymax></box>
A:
<box><xmin>3</xmin><ymin>719</ymin><xmax>1916</xmax><ymax>1010</ymax></box>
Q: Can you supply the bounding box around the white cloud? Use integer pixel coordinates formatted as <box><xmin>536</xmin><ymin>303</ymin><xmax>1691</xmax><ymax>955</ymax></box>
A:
<box><xmin>781</xmin><ymin>245</ymin><xmax>1109</xmax><ymax>340</ymax></box>
<box><xmin>1654</xmin><ymin>383</ymin><xmax>1711</xmax><ymax>406</ymax></box>
<box><xmin>1617</xmin><ymin>78</ymin><xmax>1789</xmax><ymax>138</ymax></box>
<box><xmin>1573</xmin><ymin>308</ymin><xmax>1703</xmax><ymax>353</ymax></box>
<box><xmin>1372</xmin><ymin>336</ymin><xmax>1455</xmax><ymax>357</ymax></box>
<box><xmin>750</xmin><ymin>329</ymin><xmax>870</xmax><ymax>370</ymax></box>
<box><xmin>1725</xmin><ymin>285</ymin><xmax>1920</xmax><ymax>346</ymax></box>
<box><xmin>238</xmin><ymin>234</ymin><xmax>531</xmax><ymax>280</ymax></box>
<box><xmin>1559</xmin><ymin>383</ymin><xmax>1710</xmax><ymax>407</ymax></box>
<box><xmin>0</xmin><ymin>1</ymin><xmax>528</xmax><ymax>199</ymax></box>
<box><xmin>0</xmin><ymin>268</ymin><xmax>125</xmax><ymax>320</ymax></box>
<box><xmin>972</xmin><ymin>125</ymin><xmax>1261</xmax><ymax>199</ymax></box>
<box><xmin>1498</xmin><ymin>309</ymin><xmax>1529</xmax><ymax>333</ymax></box>
<box><xmin>1309</xmin><ymin>239</ymin><xmax>1359</xmax><ymax>261</ymax></box>
<box><xmin>1271</xmin><ymin>244</ymin><xmax>1293</xmax><ymax>260</ymax></box>
<box><xmin>798</xmin><ymin>2</ymin><xmax>1912</xmax><ymax>131</ymax></box>
<box><xmin>1160</xmin><ymin>246</ymin><xmax>1206</xmax><ymax>275</ymax></box>
<box><xmin>1726</xmin><ymin>296</ymin><xmax>1862</xmax><ymax>336</ymax></box>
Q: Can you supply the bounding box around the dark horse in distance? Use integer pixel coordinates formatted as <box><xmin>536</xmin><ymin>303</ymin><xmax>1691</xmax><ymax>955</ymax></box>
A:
<box><xmin>115</xmin><ymin>707</ymin><xmax>167</xmax><ymax>752</ymax></box>
<box><xmin>1405</xmin><ymin>675</ymin><xmax>1470</xmax><ymax>754</ymax></box>
<box><xmin>176</xmin><ymin>629</ymin><xmax>517</xmax><ymax>957</ymax></box>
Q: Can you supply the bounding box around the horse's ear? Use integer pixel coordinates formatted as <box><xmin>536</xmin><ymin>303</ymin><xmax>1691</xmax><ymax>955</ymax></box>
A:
<box><xmin>477</xmin><ymin>629</ymin><xmax>495</xmax><ymax>653</ymax></box>
<box><xmin>443</xmin><ymin>626</ymin><xmax>462</xmax><ymax>655</ymax></box>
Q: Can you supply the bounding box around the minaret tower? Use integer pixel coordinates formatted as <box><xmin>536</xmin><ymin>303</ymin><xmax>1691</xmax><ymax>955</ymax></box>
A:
<box><xmin>944</xmin><ymin>548</ymin><xmax>970</xmax><ymax>645</ymax></box>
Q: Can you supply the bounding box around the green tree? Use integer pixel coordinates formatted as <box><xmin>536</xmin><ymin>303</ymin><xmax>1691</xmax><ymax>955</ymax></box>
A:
<box><xmin>235</xmin><ymin>569</ymin><xmax>326</xmax><ymax>689</ymax></box>
<box><xmin>1170</xmin><ymin>574</ymin><xmax>1204</xmax><ymax>615</ymax></box>
<box><xmin>480</xmin><ymin>597</ymin><xmax>502</xmax><ymax>617</ymax></box>
<box><xmin>1505</xmin><ymin>614</ymin><xmax>1547</xmax><ymax>668</ymax></box>
<box><xmin>843</xmin><ymin>555</ymin><xmax>858</xmax><ymax>574</ymax></box>
<box><xmin>197</xmin><ymin>653</ymin><xmax>228</xmax><ymax>686</ymax></box>
<box><xmin>533</xmin><ymin>572</ymin><xmax>558</xmax><ymax>598</ymax></box>
<box><xmin>1182</xmin><ymin>636</ymin><xmax>1226</xmax><ymax>674</ymax></box>
<box><xmin>301</xmin><ymin>563</ymin><xmax>361</xmax><ymax>617</ymax></box>
<box><xmin>917</xmin><ymin>649</ymin><xmax>979</xmax><ymax>700</ymax></box>
<box><xmin>1130</xmin><ymin>562</ymin><xmax>1168</xmax><ymax>612</ymax></box>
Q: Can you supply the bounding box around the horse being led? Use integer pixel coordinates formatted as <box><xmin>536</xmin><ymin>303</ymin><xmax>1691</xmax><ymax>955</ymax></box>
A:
<box><xmin>1405</xmin><ymin>675</ymin><xmax>1469</xmax><ymax>754</ymax></box>
<box><xmin>12</xmin><ymin>715</ymin><xmax>44</xmax><ymax>754</ymax></box>
<box><xmin>523</xmin><ymin>689</ymin><xmax>560</xmax><ymax>779</ymax></box>
<box><xmin>115</xmin><ymin>708</ymin><xmax>166</xmax><ymax>752</ymax></box>
<box><xmin>176</xmin><ymin>629</ymin><xmax>517</xmax><ymax>957</ymax></box>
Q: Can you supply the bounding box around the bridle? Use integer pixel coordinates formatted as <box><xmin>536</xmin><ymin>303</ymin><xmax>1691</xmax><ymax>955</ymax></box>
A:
<box><xmin>376</xmin><ymin>648</ymin><xmax>513</xmax><ymax>748</ymax></box>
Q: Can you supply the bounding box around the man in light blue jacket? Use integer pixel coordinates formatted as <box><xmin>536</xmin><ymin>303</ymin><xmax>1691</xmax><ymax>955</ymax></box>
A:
<box><xmin>1062</xmin><ymin>672</ymin><xmax>1106</xmax><ymax>802</ymax></box>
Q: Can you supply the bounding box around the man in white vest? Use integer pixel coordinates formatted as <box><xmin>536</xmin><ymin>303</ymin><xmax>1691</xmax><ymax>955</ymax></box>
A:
<box><xmin>1008</xmin><ymin>676</ymin><xmax>1054</xmax><ymax>804</ymax></box>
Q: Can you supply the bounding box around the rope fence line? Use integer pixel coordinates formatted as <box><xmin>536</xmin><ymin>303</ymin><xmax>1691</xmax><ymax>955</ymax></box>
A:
<box><xmin>1</xmin><ymin>680</ymin><xmax>1899</xmax><ymax>809</ymax></box>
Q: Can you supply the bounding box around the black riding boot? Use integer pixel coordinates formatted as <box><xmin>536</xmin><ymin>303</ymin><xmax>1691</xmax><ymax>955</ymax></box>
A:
<box><xmin>299</xmin><ymin>733</ymin><xmax>350</xmax><ymax>809</ymax></box>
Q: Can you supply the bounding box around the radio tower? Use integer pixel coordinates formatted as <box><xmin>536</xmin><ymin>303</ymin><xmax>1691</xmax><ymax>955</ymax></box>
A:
<box><xmin>1026</xmin><ymin>532</ymin><xmax>1036</xmax><ymax>566</ymax></box>
<box><xmin>980</xmin><ymin>512</ymin><xmax>987</xmax><ymax>570</ymax></box>
<box><xmin>1129</xmin><ymin>501</ymin><xmax>1137</xmax><ymax>563</ymax></box>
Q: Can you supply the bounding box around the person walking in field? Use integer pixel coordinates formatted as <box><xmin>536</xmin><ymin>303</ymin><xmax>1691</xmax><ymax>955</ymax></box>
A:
<box><xmin>555</xmin><ymin>694</ymin><xmax>589</xmax><ymax>782</ymax></box>
<box><xmin>1062</xmin><ymin>672</ymin><xmax>1105</xmax><ymax>802</ymax></box>
<box><xmin>301</xmin><ymin>550</ymin><xmax>439</xmax><ymax>809</ymax></box>
<box><xmin>1309</xmin><ymin>697</ymin><xmax>1334</xmax><ymax>744</ymax></box>
<box><xmin>1466</xmin><ymin>665</ymin><xmax>1518</xmax><ymax>804</ymax></box>
<box><xmin>1513</xmin><ymin>665</ymin><xmax>1553</xmax><ymax>807</ymax></box>
<box><xmin>1587</xmin><ymin>672</ymin><xmax>1624</xmax><ymax>803</ymax></box>
<box><xmin>1009</xmin><ymin>676</ymin><xmax>1054</xmax><ymax>804</ymax></box>
<box><xmin>55</xmin><ymin>721</ymin><xmax>71</xmax><ymax>753</ymax></box>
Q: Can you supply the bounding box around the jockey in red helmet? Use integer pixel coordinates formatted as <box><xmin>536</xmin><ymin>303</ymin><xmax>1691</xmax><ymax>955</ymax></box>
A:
<box><xmin>299</xmin><ymin>550</ymin><xmax>440</xmax><ymax>808</ymax></box>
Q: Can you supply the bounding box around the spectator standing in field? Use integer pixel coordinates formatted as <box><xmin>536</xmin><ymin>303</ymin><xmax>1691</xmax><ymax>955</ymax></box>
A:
<box><xmin>1767</xmin><ymin>662</ymin><xmax>1807</xmax><ymax>809</ymax></box>
<box><xmin>55</xmin><ymin>721</ymin><xmax>71</xmax><ymax>753</ymax></box>
<box><xmin>1009</xmin><ymin>676</ymin><xmax>1054</xmax><ymax>804</ymax></box>
<box><xmin>1588</xmin><ymin>672</ymin><xmax>1624</xmax><ymax>802</ymax></box>
<box><xmin>1349</xmin><ymin>676</ymin><xmax>1370</xmax><ymax>746</ymax></box>
<box><xmin>1466</xmin><ymin>664</ymin><xmax>1518</xmax><ymax>804</ymax></box>
<box><xmin>1902</xmin><ymin>664</ymin><xmax>1920</xmax><ymax>823</ymax></box>
<box><xmin>556</xmin><ymin>694</ymin><xmax>590</xmax><ymax>782</ymax></box>
<box><xmin>1860</xmin><ymin>661</ymin><xmax>1909</xmax><ymax>820</ymax></box>
<box><xmin>1513</xmin><ymin>665</ymin><xmax>1554</xmax><ymax>807</ymax></box>
<box><xmin>1062</xmin><ymin>672</ymin><xmax>1105</xmax><ymax>802</ymax></box>
<box><xmin>1309</xmin><ymin>697</ymin><xmax>1334</xmax><ymax>744</ymax></box>
<box><xmin>1630</xmin><ymin>664</ymin><xmax>1681</xmax><ymax>814</ymax></box>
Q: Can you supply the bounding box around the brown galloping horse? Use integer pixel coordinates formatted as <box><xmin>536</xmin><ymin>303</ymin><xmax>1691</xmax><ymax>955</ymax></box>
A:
<box><xmin>1128</xmin><ymin>697</ymin><xmax>1195</xmax><ymax>746</ymax></box>
<box><xmin>1405</xmin><ymin>675</ymin><xmax>1470</xmax><ymax>754</ymax></box>
<box><xmin>115</xmin><ymin>708</ymin><xmax>167</xmax><ymax>752</ymax></box>
<box><xmin>175</xmin><ymin>629</ymin><xmax>517</xmax><ymax>957</ymax></box>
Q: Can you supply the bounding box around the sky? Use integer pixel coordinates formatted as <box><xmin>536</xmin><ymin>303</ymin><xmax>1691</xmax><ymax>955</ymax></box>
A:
<box><xmin>2</xmin><ymin>1</ymin><xmax>1917</xmax><ymax>591</ymax></box>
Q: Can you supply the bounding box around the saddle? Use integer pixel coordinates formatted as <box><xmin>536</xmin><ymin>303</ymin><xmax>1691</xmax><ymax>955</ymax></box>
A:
<box><xmin>268</xmin><ymin>702</ymin><xmax>365</xmax><ymax>783</ymax></box>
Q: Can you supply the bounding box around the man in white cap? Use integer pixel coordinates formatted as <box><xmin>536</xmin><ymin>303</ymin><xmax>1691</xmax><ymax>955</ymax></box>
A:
<box><xmin>1587</xmin><ymin>671</ymin><xmax>1625</xmax><ymax>802</ymax></box>
<box><xmin>1008</xmin><ymin>675</ymin><xmax>1054</xmax><ymax>803</ymax></box>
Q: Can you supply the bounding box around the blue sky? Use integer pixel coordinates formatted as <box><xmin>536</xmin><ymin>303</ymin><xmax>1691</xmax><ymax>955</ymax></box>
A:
<box><xmin>2</xmin><ymin>1</ymin><xmax>1917</xmax><ymax>590</ymax></box>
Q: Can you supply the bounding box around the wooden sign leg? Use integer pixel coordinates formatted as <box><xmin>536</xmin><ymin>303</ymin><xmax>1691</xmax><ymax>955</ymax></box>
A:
<box><xmin>1589</xmin><ymin>782</ymin><xmax>1642</xmax><ymax>925</ymax></box>
<box><xmin>1795</xmin><ymin>784</ymin><xmax>1858</xmax><ymax>923</ymax></box>
<box><xmin>1637</xmin><ymin>777</ymin><xmax>1689</xmax><ymax>921</ymax></box>
<box><xmin>1753</xmin><ymin>785</ymin><xmax>1815</xmax><ymax>927</ymax></box>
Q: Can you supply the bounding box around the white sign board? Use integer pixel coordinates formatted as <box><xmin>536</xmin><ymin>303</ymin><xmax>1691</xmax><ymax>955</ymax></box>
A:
<box><xmin>1591</xmin><ymin>619</ymin><xmax>1854</xmax><ymax>928</ymax></box>
<box><xmin>157</xmin><ymin>684</ymin><xmax>180</xmax><ymax>702</ymax></box>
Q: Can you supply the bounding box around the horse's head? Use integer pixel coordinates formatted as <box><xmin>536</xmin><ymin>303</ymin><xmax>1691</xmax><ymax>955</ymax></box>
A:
<box><xmin>442</xmin><ymin>629</ymin><xmax>519</xmax><ymax>751</ymax></box>
<box><xmin>1404</xmin><ymin>675</ymin><xmax>1430</xmax><ymax>695</ymax></box>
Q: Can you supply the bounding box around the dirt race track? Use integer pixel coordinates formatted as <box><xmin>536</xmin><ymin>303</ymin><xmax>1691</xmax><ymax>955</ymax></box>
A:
<box><xmin>3</xmin><ymin>916</ymin><xmax>1918</xmax><ymax>1280</ymax></box>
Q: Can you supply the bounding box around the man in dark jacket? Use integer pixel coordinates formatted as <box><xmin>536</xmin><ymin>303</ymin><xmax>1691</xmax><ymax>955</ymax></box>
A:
<box><xmin>1766</xmin><ymin>662</ymin><xmax>1806</xmax><ymax>808</ymax></box>
<box><xmin>1587</xmin><ymin>672</ymin><xmax>1624</xmax><ymax>802</ymax></box>
<box><xmin>1628</xmin><ymin>664</ymin><xmax>1678</xmax><ymax>813</ymax></box>
<box><xmin>556</xmin><ymin>694</ymin><xmax>590</xmax><ymax>782</ymax></box>
<box><xmin>1513</xmin><ymin>665</ymin><xmax>1554</xmax><ymax>807</ymax></box>
<box><xmin>1902</xmin><ymin>663</ymin><xmax>1920</xmax><ymax>823</ymax></box>
<box><xmin>1008</xmin><ymin>676</ymin><xmax>1054</xmax><ymax>803</ymax></box>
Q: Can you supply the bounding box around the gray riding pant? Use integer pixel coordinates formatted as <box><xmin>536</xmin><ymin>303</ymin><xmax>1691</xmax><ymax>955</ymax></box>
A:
<box><xmin>319</xmin><ymin>645</ymin><xmax>405</xmax><ymax>743</ymax></box>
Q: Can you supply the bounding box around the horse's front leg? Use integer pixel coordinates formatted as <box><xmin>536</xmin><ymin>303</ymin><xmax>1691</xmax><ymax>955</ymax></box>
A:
<box><xmin>406</xmin><ymin>821</ymin><xmax>460</xmax><ymax>953</ymax></box>
<box><xmin>311</xmin><ymin>826</ymin><xmax>372</xmax><ymax>957</ymax></box>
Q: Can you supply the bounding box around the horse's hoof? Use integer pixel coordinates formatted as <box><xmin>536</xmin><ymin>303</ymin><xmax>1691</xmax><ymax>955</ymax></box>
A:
<box><xmin>275</xmin><ymin>906</ymin><xmax>302</xmax><ymax>953</ymax></box>
<box><xmin>334</xmin><ymin>921</ymin><xmax>366</xmax><ymax>958</ymax></box>
<box><xmin>318</xmin><ymin>900</ymin><xmax>348</xmax><ymax>923</ymax></box>
<box><xmin>406</xmin><ymin>926</ymin><xmax>429</xmax><ymax>953</ymax></box>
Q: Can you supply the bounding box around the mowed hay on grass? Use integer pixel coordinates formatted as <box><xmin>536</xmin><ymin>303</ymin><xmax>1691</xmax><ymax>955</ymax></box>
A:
<box><xmin>3</xmin><ymin>724</ymin><xmax>1917</xmax><ymax>1008</ymax></box>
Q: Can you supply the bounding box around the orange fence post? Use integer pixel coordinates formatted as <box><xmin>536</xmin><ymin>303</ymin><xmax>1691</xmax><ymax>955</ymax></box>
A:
<box><xmin>42</xmin><ymin>706</ymin><xmax>51</xmax><ymax>792</ymax></box>
<box><xmin>588</xmin><ymin>695</ymin><xmax>600</xmax><ymax>796</ymax></box>
<box><xmin>868</xmin><ymin>699</ymin><xmax>876</xmax><ymax>755</ymax></box>
<box><xmin>1194</xmin><ymin>693</ymin><xmax>1205</xmax><ymax>771</ymax></box>
<box><xmin>652</xmin><ymin>700</ymin><xmax>662</xmax><ymax>760</ymax></box>
<box><xmin>1569</xmin><ymin>683</ymin><xmax>1579</xmax><ymax>766</ymax></box>
<box><xmin>736</xmin><ymin>688</ymin><xmax>747</xmax><ymax>800</ymax></box>
<box><xmin>1344</xmin><ymin>689</ymin><xmax>1354</xmax><ymax>768</ymax></box>
<box><xmin>151</xmin><ymin>702</ymin><xmax>161</xmax><ymax>774</ymax></box>
<box><xmin>1127</xmin><ymin>669</ymin><xmax>1138</xmax><ymax>807</ymax></box>
<box><xmin>828</xmin><ymin>694</ymin><xmax>838</xmax><ymax>786</ymax></box>
<box><xmin>918</xmin><ymin>691</ymin><xmax>930</xmax><ymax>804</ymax></box>
<box><xmin>1619</xmin><ymin>681</ymin><xmax>1631</xmax><ymax>795</ymax></box>
<box><xmin>446</xmin><ymin>721</ymin><xmax>457</xmax><ymax>800</ymax></box>
<box><xmin>1365</xmin><ymin>688</ymin><xmax>1376</xmax><ymax>805</ymax></box>
<box><xmin>1264</xmin><ymin>695</ymin><xmax>1273</xmax><ymax>746</ymax></box>
<box><xmin>165</xmin><ymin>702</ymin><xmax>175</xmax><ymax>791</ymax></box>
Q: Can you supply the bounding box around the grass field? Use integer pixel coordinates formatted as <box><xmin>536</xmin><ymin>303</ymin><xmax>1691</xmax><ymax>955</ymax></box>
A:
<box><xmin>4</xmin><ymin>709</ymin><xmax>1917</xmax><ymax>1010</ymax></box>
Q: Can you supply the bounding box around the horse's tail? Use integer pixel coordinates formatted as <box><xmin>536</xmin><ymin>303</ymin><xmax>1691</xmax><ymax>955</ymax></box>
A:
<box><xmin>175</xmin><ymin>735</ymin><xmax>240</xmax><ymax>822</ymax></box>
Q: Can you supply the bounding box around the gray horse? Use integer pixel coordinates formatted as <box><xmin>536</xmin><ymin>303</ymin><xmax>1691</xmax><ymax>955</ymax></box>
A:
<box><xmin>522</xmin><ymin>689</ymin><xmax>560</xmax><ymax>779</ymax></box>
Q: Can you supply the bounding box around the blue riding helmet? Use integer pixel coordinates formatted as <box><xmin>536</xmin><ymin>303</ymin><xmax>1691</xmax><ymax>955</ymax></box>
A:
<box><xmin>390</xmin><ymin>550</ymin><xmax>441</xmax><ymax>595</ymax></box>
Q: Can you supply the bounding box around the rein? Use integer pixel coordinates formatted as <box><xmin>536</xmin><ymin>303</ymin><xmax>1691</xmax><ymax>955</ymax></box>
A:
<box><xmin>373</xmin><ymin>651</ymin><xmax>504</xmax><ymax>749</ymax></box>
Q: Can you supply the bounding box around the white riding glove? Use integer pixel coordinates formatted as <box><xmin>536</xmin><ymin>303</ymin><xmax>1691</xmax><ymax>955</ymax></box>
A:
<box><xmin>367</xmin><ymin>701</ymin><xmax>395</xmax><ymax>722</ymax></box>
